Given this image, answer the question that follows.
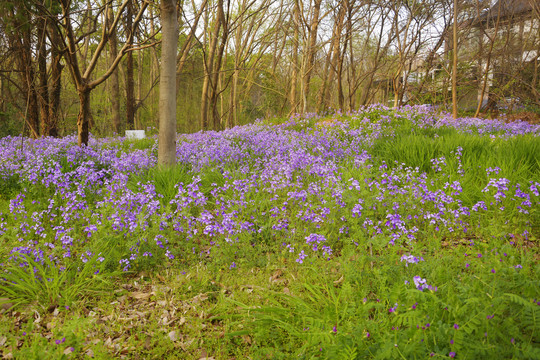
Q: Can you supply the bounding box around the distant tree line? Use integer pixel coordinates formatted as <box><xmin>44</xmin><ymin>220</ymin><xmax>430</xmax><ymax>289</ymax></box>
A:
<box><xmin>0</xmin><ymin>0</ymin><xmax>538</xmax><ymax>142</ymax></box>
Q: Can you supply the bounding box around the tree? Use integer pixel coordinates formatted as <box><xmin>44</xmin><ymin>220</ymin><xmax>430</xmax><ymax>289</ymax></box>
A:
<box><xmin>452</xmin><ymin>0</ymin><xmax>458</xmax><ymax>118</ymax></box>
<box><xmin>106</xmin><ymin>5</ymin><xmax>121</xmax><ymax>133</ymax></box>
<box><xmin>158</xmin><ymin>0</ymin><xmax>179</xmax><ymax>166</ymax></box>
<box><xmin>200</xmin><ymin>0</ymin><xmax>230</xmax><ymax>131</ymax></box>
<box><xmin>58</xmin><ymin>0</ymin><xmax>148</xmax><ymax>146</ymax></box>
<box><xmin>126</xmin><ymin>0</ymin><xmax>135</xmax><ymax>130</ymax></box>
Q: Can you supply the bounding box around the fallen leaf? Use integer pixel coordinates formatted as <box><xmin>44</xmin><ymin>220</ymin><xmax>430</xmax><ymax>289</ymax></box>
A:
<box><xmin>144</xmin><ymin>335</ymin><xmax>152</xmax><ymax>350</ymax></box>
<box><xmin>129</xmin><ymin>292</ymin><xmax>152</xmax><ymax>300</ymax></box>
<box><xmin>168</xmin><ymin>331</ymin><xmax>178</xmax><ymax>342</ymax></box>
<box><xmin>333</xmin><ymin>276</ymin><xmax>344</xmax><ymax>286</ymax></box>
<box><xmin>104</xmin><ymin>337</ymin><xmax>113</xmax><ymax>347</ymax></box>
<box><xmin>192</xmin><ymin>293</ymin><xmax>208</xmax><ymax>303</ymax></box>
<box><xmin>63</xmin><ymin>347</ymin><xmax>74</xmax><ymax>355</ymax></box>
<box><xmin>270</xmin><ymin>269</ymin><xmax>283</xmax><ymax>283</ymax></box>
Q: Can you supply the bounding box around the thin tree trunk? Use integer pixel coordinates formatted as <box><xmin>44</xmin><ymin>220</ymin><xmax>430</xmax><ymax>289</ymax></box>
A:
<box><xmin>137</xmin><ymin>44</ymin><xmax>143</xmax><ymax>129</ymax></box>
<box><xmin>20</xmin><ymin>27</ymin><xmax>40</xmax><ymax>138</ymax></box>
<box><xmin>210</xmin><ymin>0</ymin><xmax>229</xmax><ymax>131</ymax></box>
<box><xmin>158</xmin><ymin>0</ymin><xmax>179</xmax><ymax>166</ymax></box>
<box><xmin>317</xmin><ymin>1</ymin><xmax>345</xmax><ymax>112</ymax></box>
<box><xmin>126</xmin><ymin>0</ymin><xmax>135</xmax><ymax>130</ymax></box>
<box><xmin>474</xmin><ymin>3</ymin><xmax>502</xmax><ymax>117</ymax></box>
<box><xmin>200</xmin><ymin>0</ymin><xmax>223</xmax><ymax>130</ymax></box>
<box><xmin>150</xmin><ymin>5</ymin><xmax>159</xmax><ymax>128</ymax></box>
<box><xmin>533</xmin><ymin>56</ymin><xmax>539</xmax><ymax>103</ymax></box>
<box><xmin>301</xmin><ymin>0</ymin><xmax>322</xmax><ymax>113</ymax></box>
<box><xmin>289</xmin><ymin>0</ymin><xmax>300</xmax><ymax>114</ymax></box>
<box><xmin>347</xmin><ymin>4</ymin><xmax>357</xmax><ymax>109</ymax></box>
<box><xmin>452</xmin><ymin>0</ymin><xmax>458</xmax><ymax>119</ymax></box>
<box><xmin>107</xmin><ymin>6</ymin><xmax>121</xmax><ymax>133</ymax></box>
<box><xmin>227</xmin><ymin>0</ymin><xmax>245</xmax><ymax>128</ymax></box>
<box><xmin>37</xmin><ymin>18</ymin><xmax>50</xmax><ymax>136</ymax></box>
<box><xmin>48</xmin><ymin>23</ymin><xmax>63</xmax><ymax>137</ymax></box>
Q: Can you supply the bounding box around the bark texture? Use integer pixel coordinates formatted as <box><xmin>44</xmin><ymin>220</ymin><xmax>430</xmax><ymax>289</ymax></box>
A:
<box><xmin>158</xmin><ymin>0</ymin><xmax>179</xmax><ymax>166</ymax></box>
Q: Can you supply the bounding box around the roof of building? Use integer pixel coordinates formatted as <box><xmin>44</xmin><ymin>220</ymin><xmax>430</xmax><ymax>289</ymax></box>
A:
<box><xmin>477</xmin><ymin>0</ymin><xmax>537</xmax><ymax>22</ymax></box>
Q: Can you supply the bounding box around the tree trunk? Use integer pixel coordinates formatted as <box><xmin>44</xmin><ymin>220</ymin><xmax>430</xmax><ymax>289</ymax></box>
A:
<box><xmin>317</xmin><ymin>0</ymin><xmax>346</xmax><ymax>112</ymax></box>
<box><xmin>475</xmin><ymin>2</ymin><xmax>502</xmax><ymax>117</ymax></box>
<box><xmin>126</xmin><ymin>0</ymin><xmax>135</xmax><ymax>130</ymax></box>
<box><xmin>200</xmin><ymin>0</ymin><xmax>223</xmax><ymax>130</ymax></box>
<box><xmin>137</xmin><ymin>43</ymin><xmax>143</xmax><ymax>129</ymax></box>
<box><xmin>158</xmin><ymin>0</ymin><xmax>179</xmax><ymax>166</ymax></box>
<box><xmin>452</xmin><ymin>0</ymin><xmax>458</xmax><ymax>119</ymax></box>
<box><xmin>289</xmin><ymin>0</ymin><xmax>300</xmax><ymax>114</ymax></box>
<box><xmin>48</xmin><ymin>23</ymin><xmax>63</xmax><ymax>138</ymax></box>
<box><xmin>533</xmin><ymin>56</ymin><xmax>539</xmax><ymax>103</ymax></box>
<box><xmin>37</xmin><ymin>18</ymin><xmax>50</xmax><ymax>136</ymax></box>
<box><xmin>301</xmin><ymin>0</ymin><xmax>322</xmax><ymax>113</ymax></box>
<box><xmin>107</xmin><ymin>6</ymin><xmax>121</xmax><ymax>133</ymax></box>
<box><xmin>227</xmin><ymin>0</ymin><xmax>245</xmax><ymax>128</ymax></box>
<box><xmin>210</xmin><ymin>0</ymin><xmax>228</xmax><ymax>131</ymax></box>
<box><xmin>20</xmin><ymin>28</ymin><xmax>40</xmax><ymax>138</ymax></box>
<box><xmin>77</xmin><ymin>88</ymin><xmax>91</xmax><ymax>146</ymax></box>
<box><xmin>336</xmin><ymin>0</ymin><xmax>349</xmax><ymax>111</ymax></box>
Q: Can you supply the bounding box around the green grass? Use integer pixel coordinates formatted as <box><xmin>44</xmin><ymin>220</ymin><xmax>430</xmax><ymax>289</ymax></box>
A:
<box><xmin>2</xmin><ymin>238</ymin><xmax>537</xmax><ymax>359</ymax></box>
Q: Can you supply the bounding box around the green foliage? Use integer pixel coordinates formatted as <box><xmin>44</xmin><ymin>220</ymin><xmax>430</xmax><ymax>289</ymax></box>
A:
<box><xmin>128</xmin><ymin>162</ymin><xmax>192</xmax><ymax>208</ymax></box>
<box><xmin>0</xmin><ymin>106</ymin><xmax>21</xmax><ymax>138</ymax></box>
<box><xmin>0</xmin><ymin>174</ymin><xmax>21</xmax><ymax>201</ymax></box>
<box><xmin>113</xmin><ymin>137</ymin><xmax>157</xmax><ymax>152</ymax></box>
<box><xmin>0</xmin><ymin>248</ymin><xmax>115</xmax><ymax>311</ymax></box>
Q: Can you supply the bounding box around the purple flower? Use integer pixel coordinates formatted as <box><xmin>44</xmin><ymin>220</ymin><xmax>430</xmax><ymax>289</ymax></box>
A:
<box><xmin>449</xmin><ymin>351</ymin><xmax>456</xmax><ymax>358</ymax></box>
<box><xmin>454</xmin><ymin>324</ymin><xmax>459</xmax><ymax>329</ymax></box>
<box><xmin>400</xmin><ymin>254</ymin><xmax>424</xmax><ymax>267</ymax></box>
<box><xmin>413</xmin><ymin>276</ymin><xmax>432</xmax><ymax>291</ymax></box>
<box><xmin>296</xmin><ymin>250</ymin><xmax>307</xmax><ymax>264</ymax></box>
